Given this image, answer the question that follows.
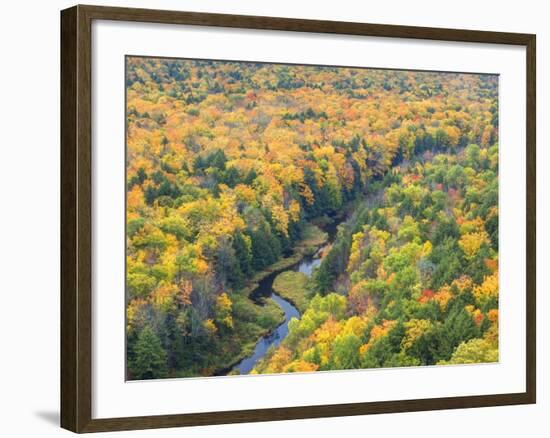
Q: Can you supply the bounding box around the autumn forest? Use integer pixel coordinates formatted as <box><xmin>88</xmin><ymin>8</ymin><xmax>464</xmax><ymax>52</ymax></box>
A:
<box><xmin>125</xmin><ymin>57</ymin><xmax>499</xmax><ymax>380</ymax></box>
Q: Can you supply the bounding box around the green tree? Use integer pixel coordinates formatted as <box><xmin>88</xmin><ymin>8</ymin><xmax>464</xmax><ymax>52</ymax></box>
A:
<box><xmin>331</xmin><ymin>334</ymin><xmax>362</xmax><ymax>369</ymax></box>
<box><xmin>130</xmin><ymin>325</ymin><xmax>168</xmax><ymax>379</ymax></box>
<box><xmin>233</xmin><ymin>232</ymin><xmax>253</xmax><ymax>276</ymax></box>
<box><xmin>438</xmin><ymin>338</ymin><xmax>498</xmax><ymax>365</ymax></box>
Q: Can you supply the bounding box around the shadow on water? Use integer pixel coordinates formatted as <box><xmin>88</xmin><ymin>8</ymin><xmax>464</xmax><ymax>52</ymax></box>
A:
<box><xmin>234</xmin><ymin>281</ymin><xmax>300</xmax><ymax>374</ymax></box>
<box><xmin>294</xmin><ymin>217</ymin><xmax>339</xmax><ymax>277</ymax></box>
<box><xmin>232</xmin><ymin>218</ymin><xmax>340</xmax><ymax>375</ymax></box>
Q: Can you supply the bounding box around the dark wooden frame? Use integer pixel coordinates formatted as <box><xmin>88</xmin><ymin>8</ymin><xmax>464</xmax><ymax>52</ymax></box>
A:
<box><xmin>61</xmin><ymin>4</ymin><xmax>536</xmax><ymax>433</ymax></box>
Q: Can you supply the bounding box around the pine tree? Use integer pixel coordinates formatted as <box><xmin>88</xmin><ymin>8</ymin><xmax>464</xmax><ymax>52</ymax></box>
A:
<box><xmin>129</xmin><ymin>325</ymin><xmax>168</xmax><ymax>380</ymax></box>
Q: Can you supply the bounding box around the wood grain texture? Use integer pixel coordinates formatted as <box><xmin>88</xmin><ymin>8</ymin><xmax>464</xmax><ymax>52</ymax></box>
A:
<box><xmin>525</xmin><ymin>34</ymin><xmax>536</xmax><ymax>404</ymax></box>
<box><xmin>60</xmin><ymin>4</ymin><xmax>537</xmax><ymax>433</ymax></box>
<box><xmin>60</xmin><ymin>5</ymin><xmax>78</xmax><ymax>432</ymax></box>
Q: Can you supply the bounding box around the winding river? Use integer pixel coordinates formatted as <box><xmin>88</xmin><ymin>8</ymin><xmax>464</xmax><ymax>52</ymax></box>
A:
<box><xmin>232</xmin><ymin>221</ymin><xmax>338</xmax><ymax>375</ymax></box>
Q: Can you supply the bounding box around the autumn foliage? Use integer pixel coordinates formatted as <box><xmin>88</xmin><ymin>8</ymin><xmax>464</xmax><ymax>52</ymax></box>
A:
<box><xmin>125</xmin><ymin>57</ymin><xmax>499</xmax><ymax>379</ymax></box>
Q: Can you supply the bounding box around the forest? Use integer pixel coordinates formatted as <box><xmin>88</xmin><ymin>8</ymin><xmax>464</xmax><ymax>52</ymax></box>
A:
<box><xmin>125</xmin><ymin>57</ymin><xmax>499</xmax><ymax>379</ymax></box>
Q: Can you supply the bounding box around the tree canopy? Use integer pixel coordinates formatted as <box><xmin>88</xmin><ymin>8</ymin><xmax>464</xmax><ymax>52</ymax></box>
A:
<box><xmin>125</xmin><ymin>57</ymin><xmax>498</xmax><ymax>379</ymax></box>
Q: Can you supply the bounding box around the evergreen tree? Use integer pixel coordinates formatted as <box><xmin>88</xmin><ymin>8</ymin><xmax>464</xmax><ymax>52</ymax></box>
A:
<box><xmin>129</xmin><ymin>325</ymin><xmax>168</xmax><ymax>380</ymax></box>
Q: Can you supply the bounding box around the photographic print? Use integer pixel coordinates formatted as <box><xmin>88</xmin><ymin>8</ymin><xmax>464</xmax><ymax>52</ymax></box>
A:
<box><xmin>125</xmin><ymin>56</ymin><xmax>499</xmax><ymax>380</ymax></box>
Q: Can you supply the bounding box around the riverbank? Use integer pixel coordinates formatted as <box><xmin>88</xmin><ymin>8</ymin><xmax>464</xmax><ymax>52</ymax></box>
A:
<box><xmin>209</xmin><ymin>223</ymin><xmax>328</xmax><ymax>376</ymax></box>
<box><xmin>220</xmin><ymin>194</ymin><xmax>388</xmax><ymax>376</ymax></box>
<box><xmin>238</xmin><ymin>223</ymin><xmax>328</xmax><ymax>298</ymax></box>
<box><xmin>211</xmin><ymin>295</ymin><xmax>285</xmax><ymax>376</ymax></box>
<box><xmin>272</xmin><ymin>271</ymin><xmax>310</xmax><ymax>313</ymax></box>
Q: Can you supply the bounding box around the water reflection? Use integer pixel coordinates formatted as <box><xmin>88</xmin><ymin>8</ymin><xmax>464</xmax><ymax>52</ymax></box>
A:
<box><xmin>233</xmin><ymin>293</ymin><xmax>300</xmax><ymax>374</ymax></box>
<box><xmin>232</xmin><ymin>220</ymin><xmax>339</xmax><ymax>375</ymax></box>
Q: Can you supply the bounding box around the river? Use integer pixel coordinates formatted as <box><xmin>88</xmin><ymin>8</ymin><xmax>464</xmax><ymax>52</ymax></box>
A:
<box><xmin>232</xmin><ymin>220</ymin><xmax>339</xmax><ymax>375</ymax></box>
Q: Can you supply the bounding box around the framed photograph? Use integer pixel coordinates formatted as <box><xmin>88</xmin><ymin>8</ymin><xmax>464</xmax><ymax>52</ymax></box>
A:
<box><xmin>60</xmin><ymin>4</ymin><xmax>536</xmax><ymax>433</ymax></box>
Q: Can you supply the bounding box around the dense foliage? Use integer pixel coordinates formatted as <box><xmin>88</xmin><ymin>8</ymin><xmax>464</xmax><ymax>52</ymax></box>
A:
<box><xmin>254</xmin><ymin>145</ymin><xmax>499</xmax><ymax>373</ymax></box>
<box><xmin>125</xmin><ymin>57</ymin><xmax>498</xmax><ymax>379</ymax></box>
